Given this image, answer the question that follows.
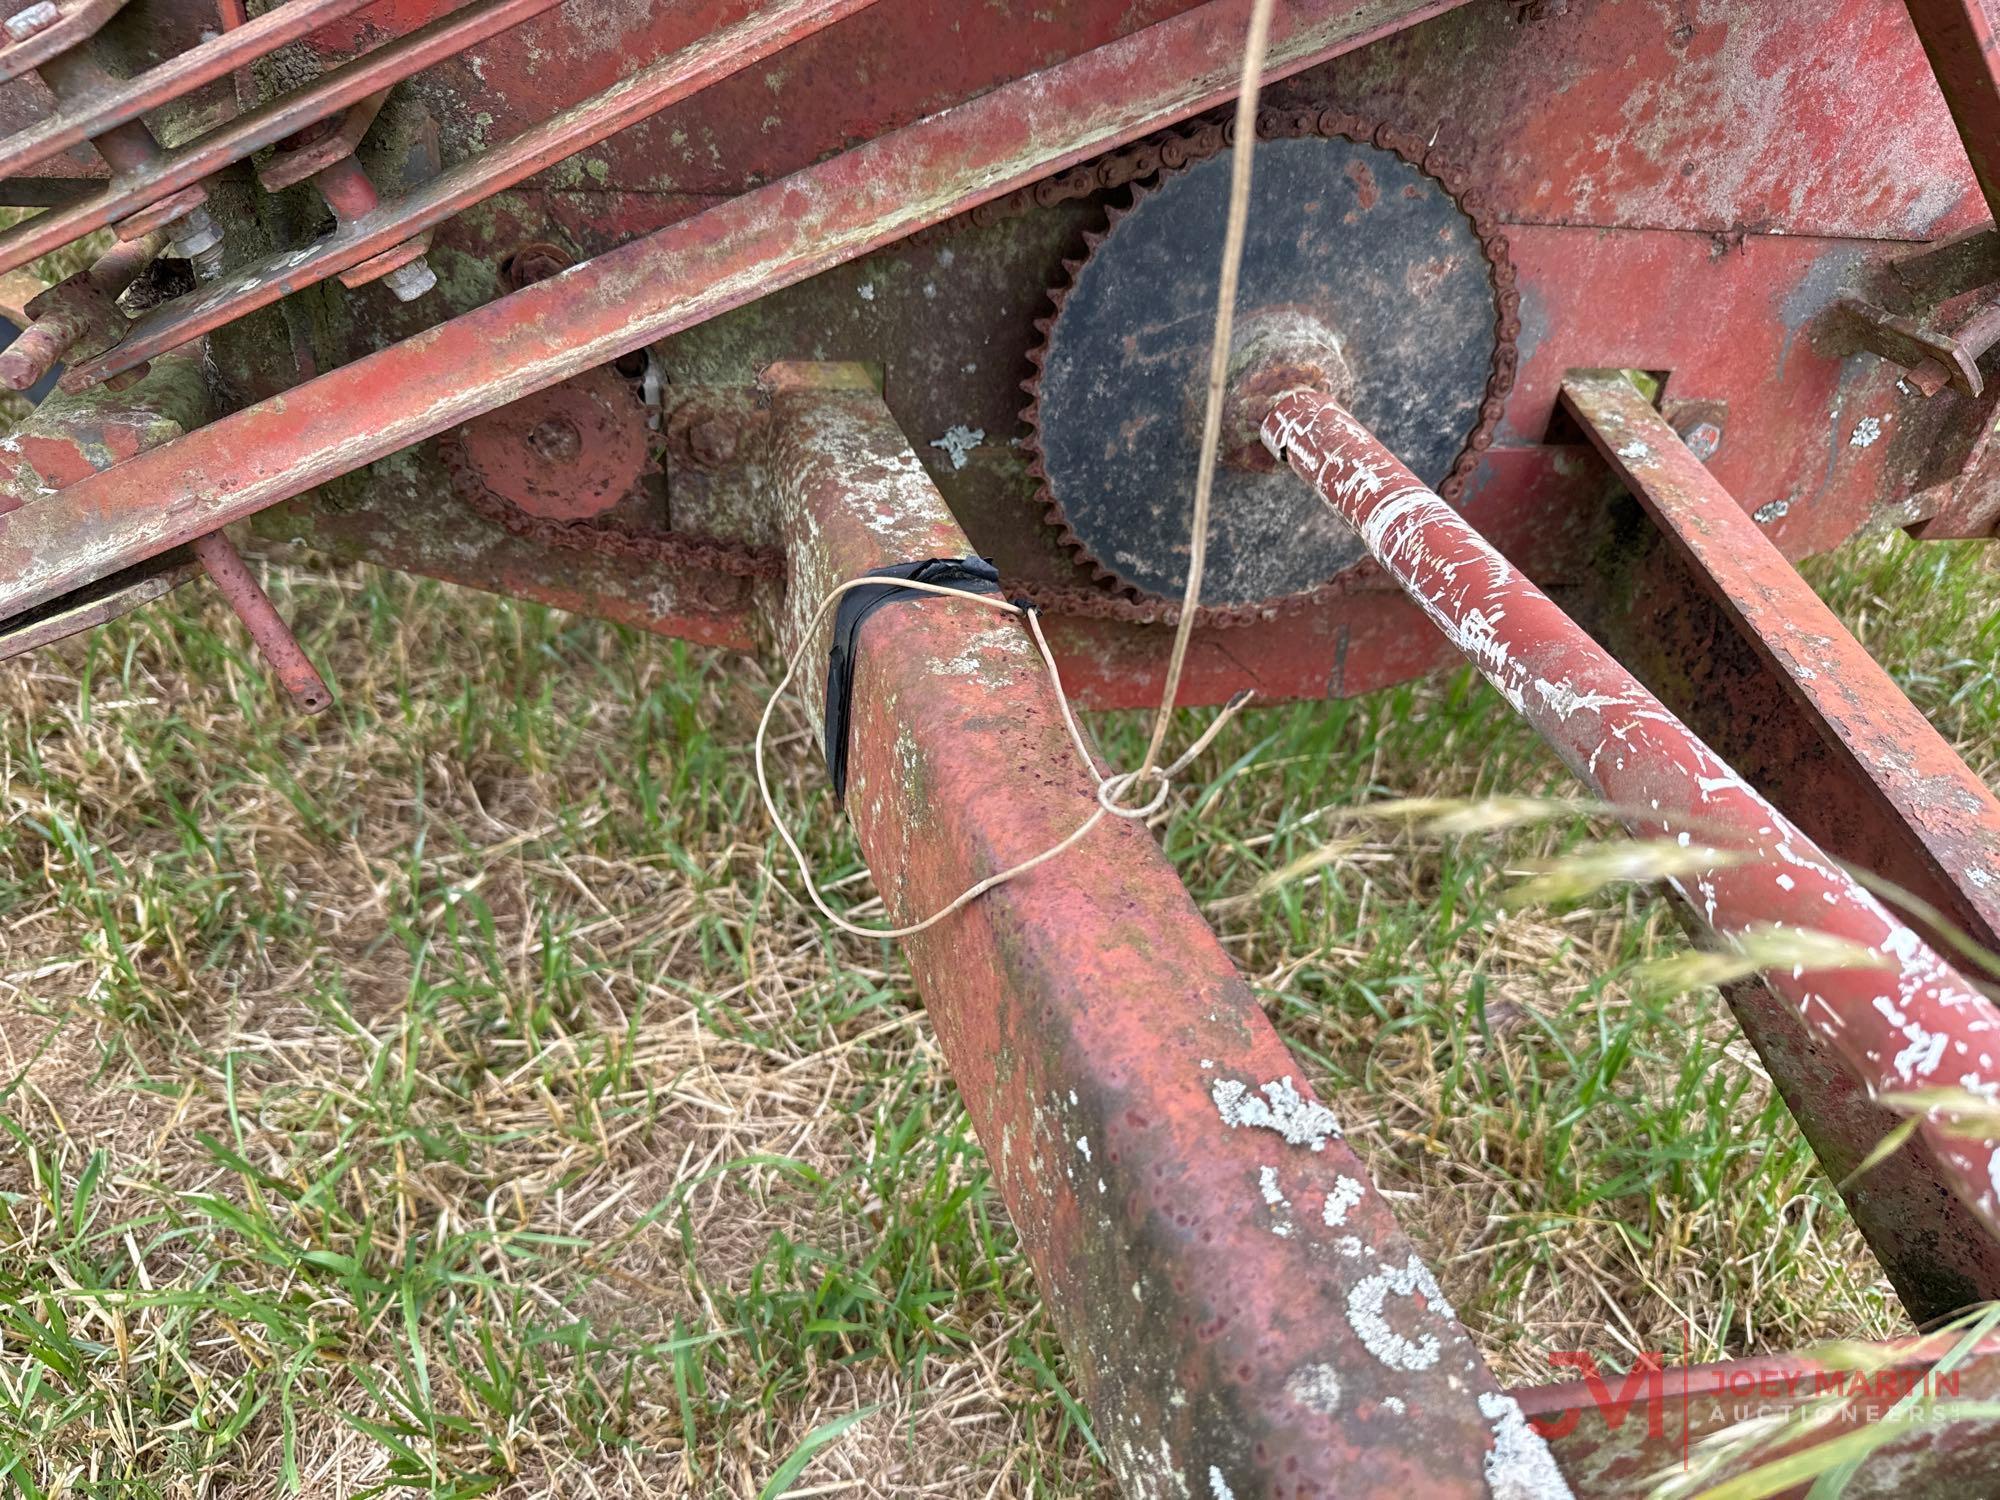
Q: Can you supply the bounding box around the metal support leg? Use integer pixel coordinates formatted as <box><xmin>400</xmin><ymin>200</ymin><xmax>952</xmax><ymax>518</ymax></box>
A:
<box><xmin>1263</xmin><ymin>390</ymin><xmax>2000</xmax><ymax>1326</ymax></box>
<box><xmin>757</xmin><ymin>364</ymin><xmax>1565</xmax><ymax>1499</ymax></box>
<box><xmin>189</xmin><ymin>530</ymin><xmax>332</xmax><ymax>714</ymax></box>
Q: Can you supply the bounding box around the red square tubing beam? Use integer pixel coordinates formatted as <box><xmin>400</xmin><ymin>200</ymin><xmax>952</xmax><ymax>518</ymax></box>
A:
<box><xmin>757</xmin><ymin>366</ymin><xmax>1575</xmax><ymax>1499</ymax></box>
<box><xmin>1559</xmin><ymin>369</ymin><xmax>2000</xmax><ymax>956</ymax></box>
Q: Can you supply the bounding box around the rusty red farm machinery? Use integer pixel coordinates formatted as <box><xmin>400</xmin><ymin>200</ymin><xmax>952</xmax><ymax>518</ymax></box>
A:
<box><xmin>5</xmin><ymin>0</ymin><xmax>2000</xmax><ymax>1493</ymax></box>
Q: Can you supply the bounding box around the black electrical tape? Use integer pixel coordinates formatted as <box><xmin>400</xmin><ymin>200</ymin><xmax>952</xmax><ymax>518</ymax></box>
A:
<box><xmin>822</xmin><ymin>555</ymin><xmax>1002</xmax><ymax>800</ymax></box>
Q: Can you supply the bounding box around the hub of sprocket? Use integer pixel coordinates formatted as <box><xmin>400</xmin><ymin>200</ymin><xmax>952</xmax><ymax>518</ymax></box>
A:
<box><xmin>443</xmin><ymin>365</ymin><xmax>650</xmax><ymax>525</ymax></box>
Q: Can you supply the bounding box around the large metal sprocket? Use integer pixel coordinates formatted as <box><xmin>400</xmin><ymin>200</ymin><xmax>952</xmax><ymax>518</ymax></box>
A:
<box><xmin>1023</xmin><ymin>108</ymin><xmax>1519</xmax><ymax>612</ymax></box>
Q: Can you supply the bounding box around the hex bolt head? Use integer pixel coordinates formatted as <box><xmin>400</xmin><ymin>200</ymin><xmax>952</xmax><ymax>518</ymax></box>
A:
<box><xmin>4</xmin><ymin>2</ymin><xmax>59</xmax><ymax>41</ymax></box>
<box><xmin>505</xmin><ymin>243</ymin><xmax>572</xmax><ymax>289</ymax></box>
<box><xmin>688</xmin><ymin>417</ymin><xmax>738</xmax><ymax>467</ymax></box>
<box><xmin>1675</xmin><ymin>418</ymin><xmax>1723</xmax><ymax>463</ymax></box>
<box><xmin>382</xmin><ymin>256</ymin><xmax>438</xmax><ymax>303</ymax></box>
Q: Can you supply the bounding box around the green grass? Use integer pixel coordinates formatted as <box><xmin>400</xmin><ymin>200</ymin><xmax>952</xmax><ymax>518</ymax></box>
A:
<box><xmin>0</xmin><ymin>529</ymin><xmax>1993</xmax><ymax>1495</ymax></box>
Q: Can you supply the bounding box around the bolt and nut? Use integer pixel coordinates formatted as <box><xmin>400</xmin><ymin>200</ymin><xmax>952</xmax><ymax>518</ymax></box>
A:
<box><xmin>167</xmin><ymin>205</ymin><xmax>226</xmax><ymax>281</ymax></box>
<box><xmin>688</xmin><ymin>417</ymin><xmax>738</xmax><ymax>467</ymax></box>
<box><xmin>505</xmin><ymin>243</ymin><xmax>573</xmax><ymax>289</ymax></box>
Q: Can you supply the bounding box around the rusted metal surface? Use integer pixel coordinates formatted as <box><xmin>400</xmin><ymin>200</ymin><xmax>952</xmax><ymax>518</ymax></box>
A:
<box><xmin>60</xmin><ymin>0</ymin><xmax>920</xmax><ymax>383</ymax></box>
<box><xmin>0</xmin><ymin>343</ymin><xmax>207</xmax><ymax>510</ymax></box>
<box><xmin>188</xmin><ymin>529</ymin><xmax>332</xmax><ymax>713</ymax></box>
<box><xmin>309</xmin><ymin>153</ymin><xmax>381</xmax><ymax>223</ymax></box>
<box><xmin>28</xmin><ymin>42</ymin><xmax>221</xmax><ymax>269</ymax></box>
<box><xmin>1519</xmin><ymin>1332</ymin><xmax>2000</xmax><ymax>1496</ymax></box>
<box><xmin>296</xmin><ymin>0</ymin><xmax>1981</xmax><ymax>677</ymax></box>
<box><xmin>1264</xmin><ymin>389</ymin><xmax>2000</xmax><ymax>1251</ymax></box>
<box><xmin>762</xmin><ymin>365</ymin><xmax>1559</xmax><ymax>1499</ymax></box>
<box><xmin>0</xmin><ymin>0</ymin><xmax>375</xmax><ymax>180</ymax></box>
<box><xmin>1916</xmin><ymin>428</ymin><xmax>2000</xmax><ymax>538</ymax></box>
<box><xmin>0</xmin><ymin>228</ymin><xmax>159</xmax><ymax>393</ymax></box>
<box><xmin>0</xmin><ymin>0</ymin><xmax>1996</xmax><ymax>1482</ymax></box>
<box><xmin>92</xmin><ymin>1</ymin><xmax>1959</xmax><ymax>720</ymax></box>
<box><xmin>1021</xmin><ymin>105</ymin><xmax>1519</xmax><ymax>611</ymax></box>
<box><xmin>1553</xmin><ymin>375</ymin><xmax>2000</xmax><ymax>1320</ymax></box>
<box><xmin>0</xmin><ymin>0</ymin><xmax>128</xmax><ymax>84</ymax></box>
<box><xmin>0</xmin><ymin>0</ymin><xmax>1471</xmax><ymax>626</ymax></box>
<box><xmin>1904</xmin><ymin>0</ymin><xmax>2000</xmax><ymax>227</ymax></box>
<box><xmin>444</xmin><ymin>366</ymin><xmax>651</xmax><ymax>523</ymax></box>
<box><xmin>1832</xmin><ymin>293</ymin><xmax>1985</xmax><ymax>399</ymax></box>
<box><xmin>0</xmin><ymin>0</ymin><xmax>567</xmax><ymax>278</ymax></box>
<box><xmin>1705</xmin><ymin>954</ymin><xmax>2000</xmax><ymax>1323</ymax></box>
<box><xmin>0</xmin><ymin>0</ymin><xmax>1981</xmax><ymax>681</ymax></box>
<box><xmin>302</xmin><ymin>151</ymin><xmax>439</xmax><ymax>298</ymax></box>
<box><xmin>0</xmin><ymin>546</ymin><xmax>195</xmax><ymax>660</ymax></box>
<box><xmin>257</xmin><ymin>89</ymin><xmax>390</xmax><ymax>192</ymax></box>
<box><xmin>1562</xmin><ymin>371</ymin><xmax>2000</xmax><ymax>951</ymax></box>
<box><xmin>1308</xmin><ymin>1</ymin><xmax>1986</xmax><ymax>243</ymax></box>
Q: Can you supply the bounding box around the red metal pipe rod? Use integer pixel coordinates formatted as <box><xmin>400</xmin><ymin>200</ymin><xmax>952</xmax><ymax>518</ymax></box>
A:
<box><xmin>0</xmin><ymin>304</ymin><xmax>81</xmax><ymax>391</ymax></box>
<box><xmin>310</xmin><ymin>155</ymin><xmax>381</xmax><ymax>222</ymax></box>
<box><xmin>0</xmin><ymin>0</ymin><xmax>1469</xmax><ymax>622</ymax></box>
<box><xmin>1262</xmin><ymin>389</ymin><xmax>2000</xmax><ymax>1239</ymax></box>
<box><xmin>0</xmin><ymin>229</ymin><xmax>160</xmax><ymax>391</ymax></box>
<box><xmin>188</xmin><ymin>530</ymin><xmax>331</xmax><ymax>713</ymax></box>
<box><xmin>1560</xmin><ymin>371</ymin><xmax>2000</xmax><ymax>952</ymax></box>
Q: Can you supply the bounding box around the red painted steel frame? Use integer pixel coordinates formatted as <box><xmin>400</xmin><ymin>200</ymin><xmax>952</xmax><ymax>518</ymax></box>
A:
<box><xmin>66</xmin><ymin>0</ymin><xmax>894</xmax><ymax>384</ymax></box>
<box><xmin>761</xmin><ymin>365</ymin><xmax>1562</xmax><ymax>1499</ymax></box>
<box><xmin>0</xmin><ymin>0</ymin><xmax>566</xmax><ymax>278</ymax></box>
<box><xmin>0</xmin><ymin>0</ymin><xmax>377</xmax><ymax>181</ymax></box>
<box><xmin>0</xmin><ymin>0</ymin><xmax>130</xmax><ymax>85</ymax></box>
<box><xmin>0</xmin><ymin>550</ymin><xmax>196</xmax><ymax>661</ymax></box>
<box><xmin>1262</xmin><ymin>390</ymin><xmax>2000</xmax><ymax>1242</ymax></box>
<box><xmin>1552</xmin><ymin>375</ymin><xmax>2000</xmax><ymax>1319</ymax></box>
<box><xmin>0</xmin><ymin>0</ymin><xmax>1469</xmax><ymax>625</ymax></box>
<box><xmin>1560</xmin><ymin>372</ymin><xmax>2000</xmax><ymax>952</ymax></box>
